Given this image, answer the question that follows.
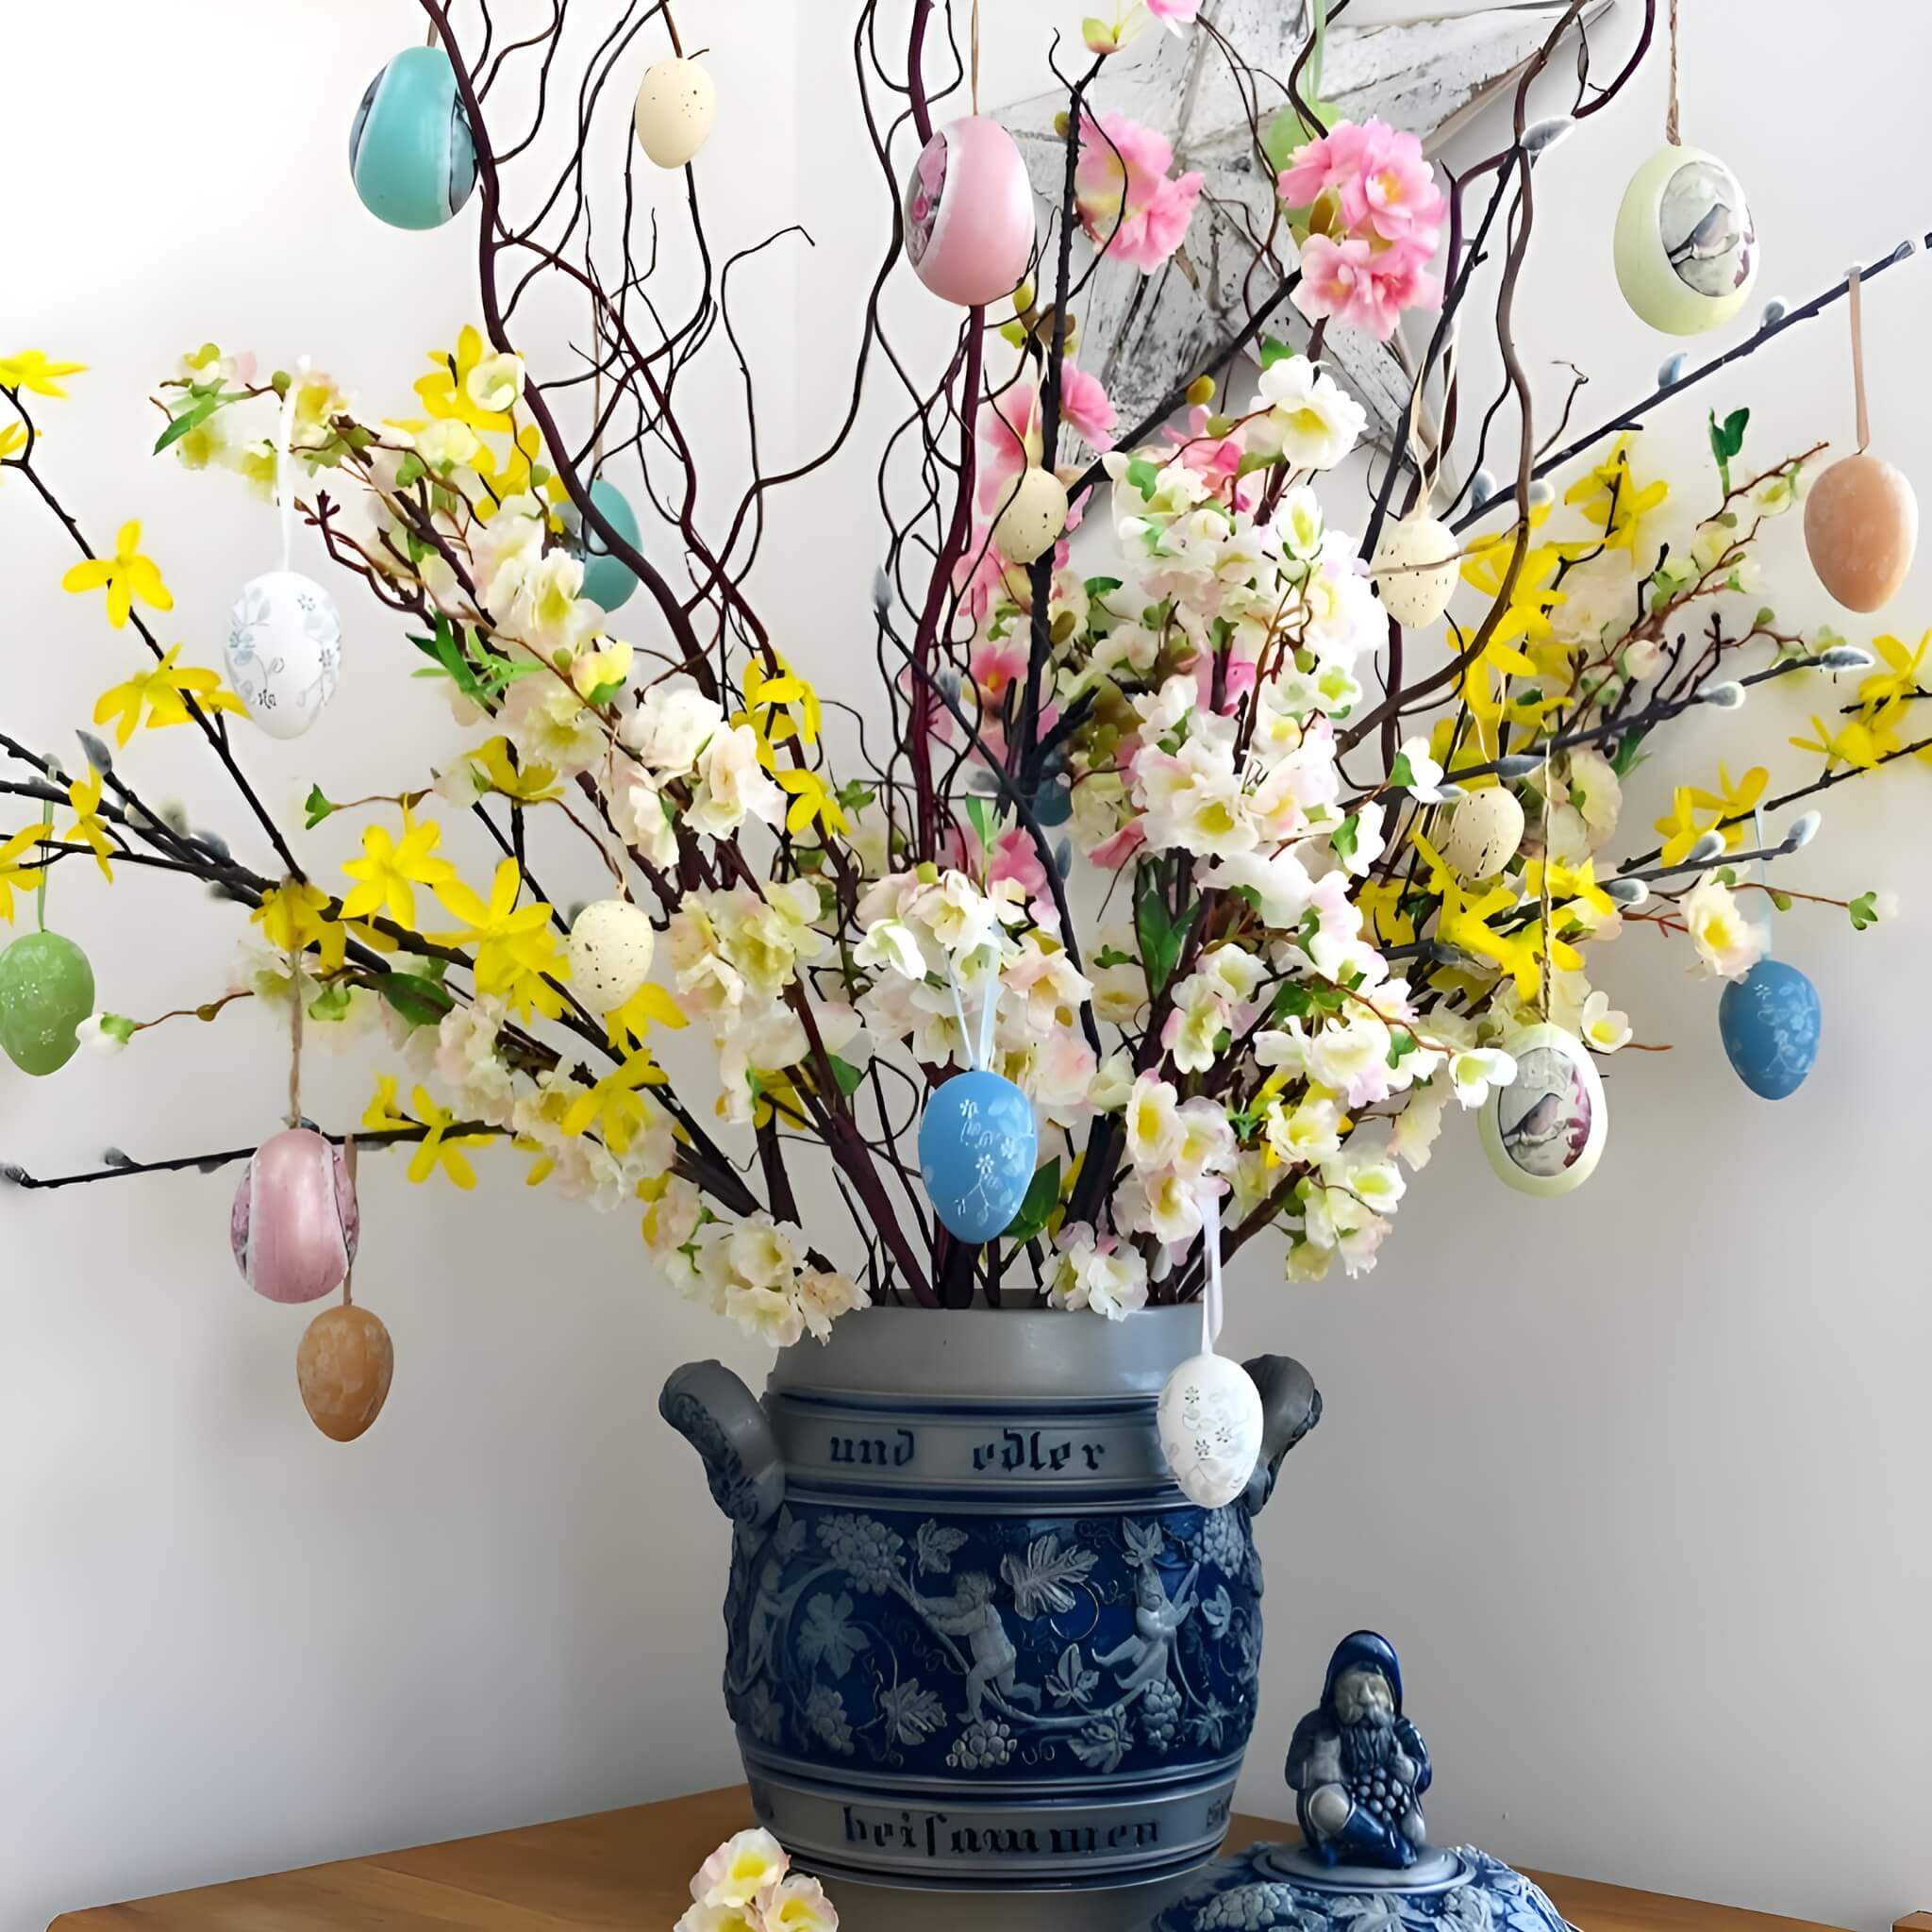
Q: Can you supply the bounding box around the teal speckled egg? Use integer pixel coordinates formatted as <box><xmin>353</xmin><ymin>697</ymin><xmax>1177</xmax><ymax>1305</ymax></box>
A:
<box><xmin>349</xmin><ymin>46</ymin><xmax>478</xmax><ymax>232</ymax></box>
<box><xmin>0</xmin><ymin>930</ymin><xmax>95</xmax><ymax>1077</ymax></box>
<box><xmin>579</xmin><ymin>477</ymin><xmax>642</xmax><ymax>614</ymax></box>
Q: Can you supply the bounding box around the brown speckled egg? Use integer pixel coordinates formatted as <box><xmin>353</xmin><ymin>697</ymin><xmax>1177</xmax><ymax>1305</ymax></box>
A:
<box><xmin>297</xmin><ymin>1306</ymin><xmax>394</xmax><ymax>1443</ymax></box>
<box><xmin>1804</xmin><ymin>452</ymin><xmax>1918</xmax><ymax>613</ymax></box>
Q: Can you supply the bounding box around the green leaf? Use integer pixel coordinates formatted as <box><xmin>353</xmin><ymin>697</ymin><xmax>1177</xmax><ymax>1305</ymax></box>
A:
<box><xmin>835</xmin><ymin>780</ymin><xmax>876</xmax><ymax>813</ymax></box>
<box><xmin>1092</xmin><ymin>944</ymin><xmax>1136</xmax><ymax>970</ymax></box>
<box><xmin>1608</xmin><ymin>728</ymin><xmax>1651</xmax><ymax>778</ymax></box>
<box><xmin>1271</xmin><ymin>982</ymin><xmax>1315</xmax><ymax>1021</ymax></box>
<box><xmin>825</xmin><ymin>1054</ymin><xmax>866</xmax><ymax>1098</ymax></box>
<box><xmin>1258</xmin><ymin>334</ymin><xmax>1293</xmax><ymax>370</ymax></box>
<box><xmin>584</xmin><ymin>678</ymin><xmax>626</xmax><ymax>708</ymax></box>
<box><xmin>1002</xmin><ymin>1157</ymin><xmax>1062</xmax><ymax>1244</ymax></box>
<box><xmin>153</xmin><ymin>394</ymin><xmax>218</xmax><ymax>456</ymax></box>
<box><xmin>1330</xmin><ymin>812</ymin><xmax>1360</xmax><ymax>864</ymax></box>
<box><xmin>97</xmin><ymin>1012</ymin><xmax>137</xmax><ymax>1046</ymax></box>
<box><xmin>1124</xmin><ymin>455</ymin><xmax>1159</xmax><ymax>499</ymax></box>
<box><xmin>1849</xmin><ymin>890</ymin><xmax>1879</xmax><ymax>931</ymax></box>
<box><xmin>1236</xmin><ymin>450</ymin><xmax>1282</xmax><ymax>478</ymax></box>
<box><xmin>1769</xmin><ymin>890</ymin><xmax>1793</xmax><ymax>912</ymax></box>
<box><xmin>1084</xmin><ymin>575</ymin><xmax>1124</xmax><ymax>599</ymax></box>
<box><xmin>394</xmin><ymin>453</ymin><xmax>426</xmax><ymax>491</ymax></box>
<box><xmin>964</xmin><ymin>795</ymin><xmax>994</xmax><ymax>849</ymax></box>
<box><xmin>1387</xmin><ymin>1027</ymin><xmax>1420</xmax><ymax>1069</ymax></box>
<box><xmin>1388</xmin><ymin>751</ymin><xmax>1415</xmax><ymax>791</ymax></box>
<box><xmin>367</xmin><ymin>973</ymin><xmax>456</xmax><ymax>1028</ymax></box>
<box><xmin>302</xmin><ymin>783</ymin><xmax>335</xmax><ymax>830</ymax></box>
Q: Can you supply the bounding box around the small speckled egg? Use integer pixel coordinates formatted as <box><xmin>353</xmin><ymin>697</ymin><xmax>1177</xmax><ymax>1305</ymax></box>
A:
<box><xmin>1436</xmin><ymin>787</ymin><xmax>1524</xmax><ymax>881</ymax></box>
<box><xmin>568</xmin><ymin>899</ymin><xmax>658</xmax><ymax>1013</ymax></box>
<box><xmin>1371</xmin><ymin>513</ymin><xmax>1459</xmax><ymax>628</ymax></box>
<box><xmin>1804</xmin><ymin>452</ymin><xmax>1918</xmax><ymax>613</ymax></box>
<box><xmin>297</xmin><ymin>1305</ymin><xmax>394</xmax><ymax>1443</ymax></box>
<box><xmin>1158</xmin><ymin>1354</ymin><xmax>1262</xmax><ymax>1508</ymax></box>
<box><xmin>634</xmin><ymin>58</ymin><xmax>716</xmax><ymax>169</ymax></box>
<box><xmin>225</xmin><ymin>570</ymin><xmax>343</xmax><ymax>740</ymax></box>
<box><xmin>0</xmin><ymin>930</ymin><xmax>93</xmax><ymax>1077</ymax></box>
<box><xmin>232</xmin><ymin>1128</ymin><xmax>358</xmax><ymax>1307</ymax></box>
<box><xmin>992</xmin><ymin>467</ymin><xmax>1068</xmax><ymax>566</ymax></box>
<box><xmin>1613</xmin><ymin>144</ymin><xmax>1757</xmax><ymax>336</ymax></box>
<box><xmin>904</xmin><ymin>117</ymin><xmax>1036</xmax><ymax>307</ymax></box>
<box><xmin>349</xmin><ymin>46</ymin><xmax>478</xmax><ymax>231</ymax></box>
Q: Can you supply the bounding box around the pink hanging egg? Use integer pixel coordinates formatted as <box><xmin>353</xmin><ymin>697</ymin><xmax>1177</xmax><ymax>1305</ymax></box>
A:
<box><xmin>231</xmin><ymin>1128</ymin><xmax>358</xmax><ymax>1305</ymax></box>
<box><xmin>903</xmin><ymin>117</ymin><xmax>1035</xmax><ymax>307</ymax></box>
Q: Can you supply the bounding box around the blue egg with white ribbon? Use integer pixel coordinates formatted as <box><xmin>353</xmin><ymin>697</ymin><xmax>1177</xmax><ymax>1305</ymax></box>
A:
<box><xmin>1719</xmin><ymin>956</ymin><xmax>1821</xmax><ymax>1099</ymax></box>
<box><xmin>349</xmin><ymin>47</ymin><xmax>478</xmax><ymax>231</ymax></box>
<box><xmin>579</xmin><ymin>477</ymin><xmax>642</xmax><ymax>613</ymax></box>
<box><xmin>919</xmin><ymin>1068</ymin><xmax>1037</xmax><ymax>1243</ymax></box>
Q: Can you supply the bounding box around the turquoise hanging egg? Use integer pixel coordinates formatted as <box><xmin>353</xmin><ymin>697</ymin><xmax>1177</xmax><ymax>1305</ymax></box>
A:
<box><xmin>0</xmin><ymin>930</ymin><xmax>95</xmax><ymax>1076</ymax></box>
<box><xmin>578</xmin><ymin>477</ymin><xmax>641</xmax><ymax>613</ymax></box>
<box><xmin>1719</xmin><ymin>957</ymin><xmax>1821</xmax><ymax>1099</ymax></box>
<box><xmin>349</xmin><ymin>47</ymin><xmax>478</xmax><ymax>232</ymax></box>
<box><xmin>918</xmin><ymin>1069</ymin><xmax>1037</xmax><ymax>1243</ymax></box>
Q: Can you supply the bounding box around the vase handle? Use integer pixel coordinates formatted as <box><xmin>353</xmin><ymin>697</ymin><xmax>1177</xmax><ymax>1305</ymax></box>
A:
<box><xmin>659</xmin><ymin>1359</ymin><xmax>786</xmax><ymax>1531</ymax></box>
<box><xmin>1240</xmin><ymin>1354</ymin><xmax>1322</xmax><ymax>1516</ymax></box>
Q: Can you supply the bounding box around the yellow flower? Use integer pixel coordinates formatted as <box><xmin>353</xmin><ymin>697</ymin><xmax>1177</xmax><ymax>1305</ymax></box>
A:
<box><xmin>559</xmin><ymin>1049</ymin><xmax>668</xmax><ymax>1155</ymax></box>
<box><xmin>1522</xmin><ymin>854</ymin><xmax>1615</xmax><ymax>927</ymax></box>
<box><xmin>59</xmin><ymin>767</ymin><xmax>115</xmax><ymax>882</ymax></box>
<box><xmin>1857</xmin><ymin>630</ymin><xmax>1929</xmax><ymax>711</ymax></box>
<box><xmin>1563</xmin><ymin>435</ymin><xmax>1669</xmax><ymax>556</ymax></box>
<box><xmin>736</xmin><ymin>656</ymin><xmax>824</xmax><ymax>755</ymax></box>
<box><xmin>1685</xmin><ymin>764</ymin><xmax>1767</xmax><ymax>852</ymax></box>
<box><xmin>570</xmin><ymin>635</ymin><xmax>634</xmax><ymax>703</ymax></box>
<box><xmin>0</xmin><ymin>824</ymin><xmax>46</xmax><ymax>924</ymax></box>
<box><xmin>362</xmin><ymin>1072</ymin><xmax>414</xmax><ymax>1134</ymax></box>
<box><xmin>464</xmin><ymin>734</ymin><xmax>564</xmax><ymax>804</ymax></box>
<box><xmin>415</xmin><ymin>325</ymin><xmax>513</xmax><ymax>437</ymax></box>
<box><xmin>430</xmin><ymin>858</ymin><xmax>568</xmax><ymax>1020</ymax></box>
<box><xmin>253</xmin><ymin>878</ymin><xmax>346</xmax><ymax>973</ymax></box>
<box><xmin>62</xmin><ymin>520</ymin><xmax>175</xmax><ymax>630</ymax></box>
<box><xmin>1652</xmin><ymin>785</ymin><xmax>1716</xmax><ymax>867</ymax></box>
<box><xmin>605</xmin><ymin>976</ymin><xmax>689</xmax><ymax>1054</ymax></box>
<box><xmin>1355</xmin><ymin>876</ymin><xmax>1416</xmax><ymax>947</ymax></box>
<box><xmin>1458</xmin><ymin>512</ymin><xmax>1565</xmax><ymax>677</ymax></box>
<box><xmin>0</xmin><ymin>350</ymin><xmax>87</xmax><ymax>398</ymax></box>
<box><xmin>92</xmin><ymin>643</ymin><xmax>247</xmax><ymax>743</ymax></box>
<box><xmin>406</xmin><ymin>1087</ymin><xmax>491</xmax><ymax>1189</ymax></box>
<box><xmin>1790</xmin><ymin>713</ymin><xmax>1886</xmax><ymax>773</ymax></box>
<box><xmin>0</xmin><ymin>421</ymin><xmax>25</xmax><ymax>465</ymax></box>
<box><xmin>773</xmin><ymin>767</ymin><xmax>850</xmax><ymax>840</ymax></box>
<box><xmin>341</xmin><ymin>813</ymin><xmax>455</xmax><ymax>929</ymax></box>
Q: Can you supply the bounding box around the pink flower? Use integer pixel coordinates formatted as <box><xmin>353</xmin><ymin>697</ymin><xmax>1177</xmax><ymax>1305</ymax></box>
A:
<box><xmin>1058</xmin><ymin>360</ymin><xmax>1117</xmax><ymax>451</ymax></box>
<box><xmin>1189</xmin><ymin>647</ymin><xmax>1257</xmax><ymax>716</ymax></box>
<box><xmin>977</xmin><ymin>377</ymin><xmax>1041</xmax><ymax>516</ymax></box>
<box><xmin>1291</xmin><ymin>233</ymin><xmax>1439</xmax><ymax>342</ymax></box>
<box><xmin>1145</xmin><ymin>0</ymin><xmax>1202</xmax><ymax>28</ymax></box>
<box><xmin>1161</xmin><ymin>404</ymin><xmax>1258</xmax><ymax>509</ymax></box>
<box><xmin>970</xmin><ymin>632</ymin><xmax>1028</xmax><ymax>700</ymax></box>
<box><xmin>1275</xmin><ymin>121</ymin><xmax>1375</xmax><ymax>208</ymax></box>
<box><xmin>1089</xmin><ymin>820</ymin><xmax>1146</xmax><ymax>870</ymax></box>
<box><xmin>1075</xmin><ymin>112</ymin><xmax>1204</xmax><ymax>273</ymax></box>
<box><xmin>989</xmin><ymin>824</ymin><xmax>1048</xmax><ymax>899</ymax></box>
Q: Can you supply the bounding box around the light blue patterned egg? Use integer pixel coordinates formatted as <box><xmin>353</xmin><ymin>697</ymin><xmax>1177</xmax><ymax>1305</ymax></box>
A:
<box><xmin>349</xmin><ymin>47</ymin><xmax>478</xmax><ymax>232</ymax></box>
<box><xmin>579</xmin><ymin>477</ymin><xmax>642</xmax><ymax>614</ymax></box>
<box><xmin>918</xmin><ymin>1069</ymin><xmax>1038</xmax><ymax>1243</ymax></box>
<box><xmin>1719</xmin><ymin>957</ymin><xmax>1821</xmax><ymax>1100</ymax></box>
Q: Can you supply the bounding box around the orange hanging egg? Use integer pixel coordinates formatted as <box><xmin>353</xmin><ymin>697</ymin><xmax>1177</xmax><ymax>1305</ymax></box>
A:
<box><xmin>296</xmin><ymin>1305</ymin><xmax>394</xmax><ymax>1442</ymax></box>
<box><xmin>1803</xmin><ymin>452</ymin><xmax>1918</xmax><ymax>613</ymax></box>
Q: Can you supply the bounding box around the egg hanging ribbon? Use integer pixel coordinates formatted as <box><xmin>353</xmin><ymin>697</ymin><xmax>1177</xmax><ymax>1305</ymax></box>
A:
<box><xmin>916</xmin><ymin>963</ymin><xmax>1037</xmax><ymax>1244</ymax></box>
<box><xmin>224</xmin><ymin>369</ymin><xmax>343</xmax><ymax>739</ymax></box>
<box><xmin>1157</xmin><ymin>1192</ymin><xmax>1263</xmax><ymax>1509</ymax></box>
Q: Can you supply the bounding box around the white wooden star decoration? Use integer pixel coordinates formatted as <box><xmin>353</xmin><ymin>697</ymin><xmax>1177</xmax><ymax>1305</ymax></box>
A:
<box><xmin>997</xmin><ymin>0</ymin><xmax>1617</xmax><ymax>446</ymax></box>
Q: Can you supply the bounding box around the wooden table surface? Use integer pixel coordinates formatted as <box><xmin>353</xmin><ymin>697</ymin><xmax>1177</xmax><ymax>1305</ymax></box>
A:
<box><xmin>49</xmin><ymin>1784</ymin><xmax>1880</xmax><ymax>1932</ymax></box>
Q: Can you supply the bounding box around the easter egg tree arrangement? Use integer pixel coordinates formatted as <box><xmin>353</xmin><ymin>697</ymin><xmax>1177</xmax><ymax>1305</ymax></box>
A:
<box><xmin>1</xmin><ymin>0</ymin><xmax>1925</xmax><ymax>1465</ymax></box>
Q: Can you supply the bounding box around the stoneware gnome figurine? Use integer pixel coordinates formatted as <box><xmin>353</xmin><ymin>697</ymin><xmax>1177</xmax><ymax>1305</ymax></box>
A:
<box><xmin>1155</xmin><ymin>1630</ymin><xmax>1571</xmax><ymax>1932</ymax></box>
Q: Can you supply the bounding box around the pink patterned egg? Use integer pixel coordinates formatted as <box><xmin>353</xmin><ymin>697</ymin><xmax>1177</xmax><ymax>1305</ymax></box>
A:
<box><xmin>231</xmin><ymin>1128</ymin><xmax>358</xmax><ymax>1305</ymax></box>
<box><xmin>903</xmin><ymin>117</ymin><xmax>1035</xmax><ymax>308</ymax></box>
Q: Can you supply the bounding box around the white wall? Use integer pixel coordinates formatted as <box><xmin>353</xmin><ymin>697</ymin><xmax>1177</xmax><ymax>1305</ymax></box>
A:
<box><xmin>1</xmin><ymin>3</ymin><xmax>1927</xmax><ymax>1929</ymax></box>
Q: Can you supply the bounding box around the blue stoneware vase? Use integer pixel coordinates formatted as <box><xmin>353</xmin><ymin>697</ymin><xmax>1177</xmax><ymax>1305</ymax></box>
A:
<box><xmin>663</xmin><ymin>1307</ymin><xmax>1320</xmax><ymax>1927</ymax></box>
<box><xmin>1718</xmin><ymin>956</ymin><xmax>1821</xmax><ymax>1099</ymax></box>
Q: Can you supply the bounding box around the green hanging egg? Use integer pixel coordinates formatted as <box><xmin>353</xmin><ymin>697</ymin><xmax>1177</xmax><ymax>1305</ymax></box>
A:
<box><xmin>0</xmin><ymin>930</ymin><xmax>95</xmax><ymax>1076</ymax></box>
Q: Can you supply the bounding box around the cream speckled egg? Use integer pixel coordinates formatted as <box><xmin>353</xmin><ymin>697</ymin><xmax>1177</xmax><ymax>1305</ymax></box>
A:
<box><xmin>1613</xmin><ymin>143</ymin><xmax>1757</xmax><ymax>336</ymax></box>
<box><xmin>1437</xmin><ymin>787</ymin><xmax>1524</xmax><ymax>881</ymax></box>
<box><xmin>1158</xmin><ymin>1353</ymin><xmax>1263</xmax><ymax>1509</ymax></box>
<box><xmin>225</xmin><ymin>570</ymin><xmax>342</xmax><ymax>740</ymax></box>
<box><xmin>1371</xmin><ymin>513</ymin><xmax>1459</xmax><ymax>628</ymax></box>
<box><xmin>1804</xmin><ymin>451</ymin><xmax>1918</xmax><ymax>613</ymax></box>
<box><xmin>634</xmin><ymin>58</ymin><xmax>716</xmax><ymax>169</ymax></box>
<box><xmin>568</xmin><ymin>899</ymin><xmax>657</xmax><ymax>1012</ymax></box>
<box><xmin>992</xmin><ymin>467</ymin><xmax>1068</xmax><ymax>566</ymax></box>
